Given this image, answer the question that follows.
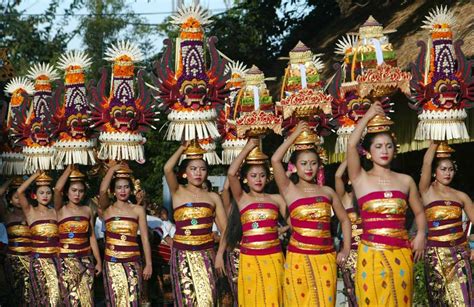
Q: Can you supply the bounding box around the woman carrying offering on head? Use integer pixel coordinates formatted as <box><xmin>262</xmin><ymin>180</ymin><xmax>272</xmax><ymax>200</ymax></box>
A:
<box><xmin>99</xmin><ymin>163</ymin><xmax>152</xmax><ymax>306</ymax></box>
<box><xmin>419</xmin><ymin>141</ymin><xmax>474</xmax><ymax>306</ymax></box>
<box><xmin>335</xmin><ymin>160</ymin><xmax>361</xmax><ymax>307</ymax></box>
<box><xmin>271</xmin><ymin>121</ymin><xmax>351</xmax><ymax>306</ymax></box>
<box><xmin>17</xmin><ymin>171</ymin><xmax>61</xmax><ymax>306</ymax></box>
<box><xmin>217</xmin><ymin>138</ymin><xmax>287</xmax><ymax>306</ymax></box>
<box><xmin>164</xmin><ymin>140</ymin><xmax>228</xmax><ymax>306</ymax></box>
<box><xmin>347</xmin><ymin>102</ymin><xmax>426</xmax><ymax>306</ymax></box>
<box><xmin>54</xmin><ymin>165</ymin><xmax>102</xmax><ymax>306</ymax></box>
<box><xmin>0</xmin><ymin>177</ymin><xmax>32</xmax><ymax>306</ymax></box>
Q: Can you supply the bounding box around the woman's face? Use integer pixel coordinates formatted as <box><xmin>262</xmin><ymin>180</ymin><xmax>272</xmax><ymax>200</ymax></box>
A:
<box><xmin>67</xmin><ymin>182</ymin><xmax>85</xmax><ymax>205</ymax></box>
<box><xmin>245</xmin><ymin>165</ymin><xmax>267</xmax><ymax>193</ymax></box>
<box><xmin>36</xmin><ymin>186</ymin><xmax>52</xmax><ymax>206</ymax></box>
<box><xmin>114</xmin><ymin>179</ymin><xmax>131</xmax><ymax>202</ymax></box>
<box><xmin>295</xmin><ymin>151</ymin><xmax>319</xmax><ymax>182</ymax></box>
<box><xmin>10</xmin><ymin>192</ymin><xmax>21</xmax><ymax>208</ymax></box>
<box><xmin>369</xmin><ymin>134</ymin><xmax>395</xmax><ymax>167</ymax></box>
<box><xmin>185</xmin><ymin>160</ymin><xmax>208</xmax><ymax>187</ymax></box>
<box><xmin>434</xmin><ymin>159</ymin><xmax>455</xmax><ymax>186</ymax></box>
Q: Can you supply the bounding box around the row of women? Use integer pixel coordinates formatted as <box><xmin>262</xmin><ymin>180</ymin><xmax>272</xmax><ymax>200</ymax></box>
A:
<box><xmin>1</xmin><ymin>102</ymin><xmax>473</xmax><ymax>306</ymax></box>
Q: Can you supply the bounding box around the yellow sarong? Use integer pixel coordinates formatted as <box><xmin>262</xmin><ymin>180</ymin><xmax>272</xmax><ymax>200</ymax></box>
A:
<box><xmin>284</xmin><ymin>251</ymin><xmax>337</xmax><ymax>306</ymax></box>
<box><xmin>238</xmin><ymin>252</ymin><xmax>284</xmax><ymax>307</ymax></box>
<box><xmin>355</xmin><ymin>244</ymin><xmax>413</xmax><ymax>306</ymax></box>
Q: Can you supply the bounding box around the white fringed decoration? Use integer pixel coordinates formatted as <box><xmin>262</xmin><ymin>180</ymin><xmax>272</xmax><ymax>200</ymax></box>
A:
<box><xmin>335</xmin><ymin>125</ymin><xmax>355</xmax><ymax>154</ymax></box>
<box><xmin>221</xmin><ymin>139</ymin><xmax>247</xmax><ymax>165</ymax></box>
<box><xmin>54</xmin><ymin>139</ymin><xmax>97</xmax><ymax>165</ymax></box>
<box><xmin>23</xmin><ymin>146</ymin><xmax>56</xmax><ymax>173</ymax></box>
<box><xmin>0</xmin><ymin>152</ymin><xmax>26</xmax><ymax>175</ymax></box>
<box><xmin>200</xmin><ymin>142</ymin><xmax>222</xmax><ymax>165</ymax></box>
<box><xmin>166</xmin><ymin>109</ymin><xmax>219</xmax><ymax>141</ymax></box>
<box><xmin>415</xmin><ymin>109</ymin><xmax>469</xmax><ymax>141</ymax></box>
<box><xmin>98</xmin><ymin>132</ymin><xmax>145</xmax><ymax>162</ymax></box>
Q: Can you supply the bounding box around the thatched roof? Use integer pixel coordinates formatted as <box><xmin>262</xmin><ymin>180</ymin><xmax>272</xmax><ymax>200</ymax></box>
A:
<box><xmin>280</xmin><ymin>0</ymin><xmax>474</xmax><ymax>162</ymax></box>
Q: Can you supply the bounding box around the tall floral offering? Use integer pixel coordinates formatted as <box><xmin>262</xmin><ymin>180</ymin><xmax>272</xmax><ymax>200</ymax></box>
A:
<box><xmin>53</xmin><ymin>51</ymin><xmax>96</xmax><ymax>165</ymax></box>
<box><xmin>89</xmin><ymin>40</ymin><xmax>157</xmax><ymax>162</ymax></box>
<box><xmin>236</xmin><ymin>65</ymin><xmax>282</xmax><ymax>138</ymax></box>
<box><xmin>330</xmin><ymin>34</ymin><xmax>392</xmax><ymax>153</ymax></box>
<box><xmin>408</xmin><ymin>6</ymin><xmax>473</xmax><ymax>140</ymax></box>
<box><xmin>218</xmin><ymin>61</ymin><xmax>248</xmax><ymax>164</ymax></box>
<box><xmin>153</xmin><ymin>4</ymin><xmax>229</xmax><ymax>141</ymax></box>
<box><xmin>280</xmin><ymin>41</ymin><xmax>324</xmax><ymax>99</ymax></box>
<box><xmin>1</xmin><ymin>77</ymin><xmax>34</xmax><ymax>174</ymax></box>
<box><xmin>17</xmin><ymin>63</ymin><xmax>60</xmax><ymax>173</ymax></box>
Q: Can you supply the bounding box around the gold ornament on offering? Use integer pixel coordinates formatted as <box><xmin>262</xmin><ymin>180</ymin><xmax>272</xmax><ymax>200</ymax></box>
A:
<box><xmin>435</xmin><ymin>142</ymin><xmax>455</xmax><ymax>158</ymax></box>
<box><xmin>68</xmin><ymin>168</ymin><xmax>86</xmax><ymax>182</ymax></box>
<box><xmin>35</xmin><ymin>172</ymin><xmax>53</xmax><ymax>186</ymax></box>
<box><xmin>366</xmin><ymin>114</ymin><xmax>394</xmax><ymax>134</ymax></box>
<box><xmin>114</xmin><ymin>165</ymin><xmax>134</xmax><ymax>178</ymax></box>
<box><xmin>183</xmin><ymin>139</ymin><xmax>207</xmax><ymax>160</ymax></box>
<box><xmin>245</xmin><ymin>144</ymin><xmax>269</xmax><ymax>165</ymax></box>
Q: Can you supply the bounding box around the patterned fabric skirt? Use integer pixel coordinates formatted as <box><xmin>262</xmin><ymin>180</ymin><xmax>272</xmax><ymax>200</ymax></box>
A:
<box><xmin>30</xmin><ymin>257</ymin><xmax>61</xmax><ymax>306</ymax></box>
<box><xmin>355</xmin><ymin>244</ymin><xmax>413</xmax><ymax>306</ymax></box>
<box><xmin>284</xmin><ymin>251</ymin><xmax>337</xmax><ymax>306</ymax></box>
<box><xmin>5</xmin><ymin>254</ymin><xmax>31</xmax><ymax>306</ymax></box>
<box><xmin>225</xmin><ymin>247</ymin><xmax>240</xmax><ymax>306</ymax></box>
<box><xmin>238</xmin><ymin>252</ymin><xmax>284</xmax><ymax>307</ymax></box>
<box><xmin>57</xmin><ymin>256</ymin><xmax>95</xmax><ymax>306</ymax></box>
<box><xmin>103</xmin><ymin>260</ymin><xmax>143</xmax><ymax>307</ymax></box>
<box><xmin>424</xmin><ymin>245</ymin><xmax>474</xmax><ymax>306</ymax></box>
<box><xmin>340</xmin><ymin>249</ymin><xmax>358</xmax><ymax>307</ymax></box>
<box><xmin>171</xmin><ymin>247</ymin><xmax>217</xmax><ymax>307</ymax></box>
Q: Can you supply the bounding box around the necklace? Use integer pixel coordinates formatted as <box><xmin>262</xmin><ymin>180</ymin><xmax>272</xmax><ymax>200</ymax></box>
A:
<box><xmin>250</xmin><ymin>193</ymin><xmax>266</xmax><ymax>201</ymax></box>
<box><xmin>378</xmin><ymin>177</ymin><xmax>391</xmax><ymax>186</ymax></box>
<box><xmin>303</xmin><ymin>187</ymin><xmax>318</xmax><ymax>193</ymax></box>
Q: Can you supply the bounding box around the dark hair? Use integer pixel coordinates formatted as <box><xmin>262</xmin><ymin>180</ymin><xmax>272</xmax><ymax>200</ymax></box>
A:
<box><xmin>288</xmin><ymin>148</ymin><xmax>320</xmax><ymax>184</ymax></box>
<box><xmin>63</xmin><ymin>180</ymin><xmax>88</xmax><ymax>205</ymax></box>
<box><xmin>431</xmin><ymin>157</ymin><xmax>457</xmax><ymax>180</ymax></box>
<box><xmin>202</xmin><ymin>179</ymin><xmax>212</xmax><ymax>192</ymax></box>
<box><xmin>109</xmin><ymin>177</ymin><xmax>135</xmax><ymax>200</ymax></box>
<box><xmin>239</xmin><ymin>162</ymin><xmax>270</xmax><ymax>193</ymax></box>
<box><xmin>361</xmin><ymin>131</ymin><xmax>397</xmax><ymax>153</ymax></box>
<box><xmin>177</xmin><ymin>158</ymin><xmax>209</xmax><ymax>185</ymax></box>
<box><xmin>224</xmin><ymin>199</ymin><xmax>242</xmax><ymax>250</ymax></box>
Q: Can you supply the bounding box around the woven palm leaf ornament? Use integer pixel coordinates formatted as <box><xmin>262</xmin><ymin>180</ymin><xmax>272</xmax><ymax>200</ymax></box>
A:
<box><xmin>1</xmin><ymin>77</ymin><xmax>34</xmax><ymax>175</ymax></box>
<box><xmin>218</xmin><ymin>60</ymin><xmax>249</xmax><ymax>164</ymax></box>
<box><xmin>152</xmin><ymin>3</ymin><xmax>229</xmax><ymax>142</ymax></box>
<box><xmin>53</xmin><ymin>50</ymin><xmax>96</xmax><ymax>165</ymax></box>
<box><xmin>408</xmin><ymin>5</ymin><xmax>473</xmax><ymax>141</ymax></box>
<box><xmin>329</xmin><ymin>34</ymin><xmax>392</xmax><ymax>153</ymax></box>
<box><xmin>235</xmin><ymin>65</ymin><xmax>282</xmax><ymax>158</ymax></box>
<box><xmin>19</xmin><ymin>63</ymin><xmax>60</xmax><ymax>173</ymax></box>
<box><xmin>280</xmin><ymin>41</ymin><xmax>325</xmax><ymax>100</ymax></box>
<box><xmin>278</xmin><ymin>42</ymin><xmax>333</xmax><ymax>161</ymax></box>
<box><xmin>88</xmin><ymin>40</ymin><xmax>158</xmax><ymax>162</ymax></box>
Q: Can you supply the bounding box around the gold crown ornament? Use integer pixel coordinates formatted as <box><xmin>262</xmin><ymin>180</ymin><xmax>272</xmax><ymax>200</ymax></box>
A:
<box><xmin>68</xmin><ymin>168</ymin><xmax>86</xmax><ymax>182</ymax></box>
<box><xmin>435</xmin><ymin>142</ymin><xmax>455</xmax><ymax>158</ymax></box>
<box><xmin>114</xmin><ymin>165</ymin><xmax>134</xmax><ymax>178</ymax></box>
<box><xmin>35</xmin><ymin>172</ymin><xmax>53</xmax><ymax>186</ymax></box>
<box><xmin>293</xmin><ymin>129</ymin><xmax>320</xmax><ymax>151</ymax></box>
<box><xmin>245</xmin><ymin>145</ymin><xmax>269</xmax><ymax>165</ymax></box>
<box><xmin>184</xmin><ymin>139</ymin><xmax>207</xmax><ymax>160</ymax></box>
<box><xmin>366</xmin><ymin>115</ymin><xmax>394</xmax><ymax>133</ymax></box>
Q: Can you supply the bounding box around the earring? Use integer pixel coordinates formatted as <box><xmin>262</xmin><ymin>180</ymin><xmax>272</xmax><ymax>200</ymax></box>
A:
<box><xmin>182</xmin><ymin>174</ymin><xmax>187</xmax><ymax>179</ymax></box>
<box><xmin>366</xmin><ymin>153</ymin><xmax>372</xmax><ymax>160</ymax></box>
<box><xmin>243</xmin><ymin>178</ymin><xmax>248</xmax><ymax>184</ymax></box>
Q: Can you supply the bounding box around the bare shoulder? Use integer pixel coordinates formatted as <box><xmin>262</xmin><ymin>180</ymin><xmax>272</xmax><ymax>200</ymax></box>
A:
<box><xmin>320</xmin><ymin>185</ymin><xmax>336</xmax><ymax>199</ymax></box>
<box><xmin>456</xmin><ymin>190</ymin><xmax>472</xmax><ymax>204</ymax></box>
<box><xmin>132</xmin><ymin>204</ymin><xmax>146</xmax><ymax>216</ymax></box>
<box><xmin>209</xmin><ymin>192</ymin><xmax>222</xmax><ymax>205</ymax></box>
<box><xmin>269</xmin><ymin>193</ymin><xmax>285</xmax><ymax>205</ymax></box>
<box><xmin>393</xmin><ymin>171</ymin><xmax>414</xmax><ymax>185</ymax></box>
